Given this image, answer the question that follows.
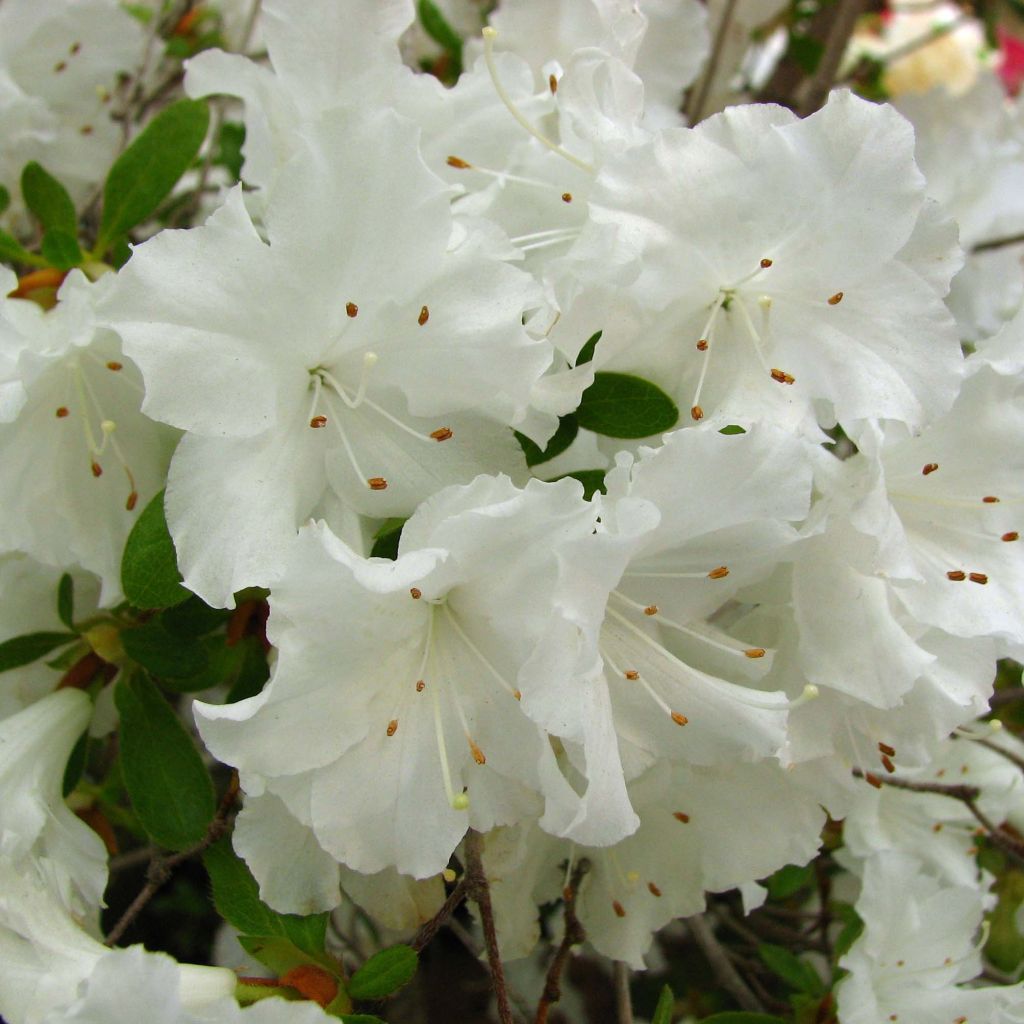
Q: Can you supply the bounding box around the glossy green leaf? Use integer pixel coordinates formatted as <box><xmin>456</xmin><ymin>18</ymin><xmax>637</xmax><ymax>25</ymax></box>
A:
<box><xmin>121</xmin><ymin>618</ymin><xmax>209</xmax><ymax>679</ymax></box>
<box><xmin>61</xmin><ymin>731</ymin><xmax>89</xmax><ymax>798</ymax></box>
<box><xmin>551</xmin><ymin>469</ymin><xmax>606</xmax><ymax>500</ymax></box>
<box><xmin>98</xmin><ymin>99</ymin><xmax>210</xmax><ymax>249</ymax></box>
<box><xmin>652</xmin><ymin>984</ymin><xmax>675</xmax><ymax>1024</ymax></box>
<box><xmin>224</xmin><ymin>637</ymin><xmax>270</xmax><ymax>703</ymax></box>
<box><xmin>370</xmin><ymin>518</ymin><xmax>406</xmax><ymax>560</ymax></box>
<box><xmin>418</xmin><ymin>0</ymin><xmax>463</xmax><ymax>74</ymax></box>
<box><xmin>121</xmin><ymin>490</ymin><xmax>190</xmax><ymax>610</ymax></box>
<box><xmin>576</xmin><ymin>372</ymin><xmax>679</xmax><ymax>438</ymax></box>
<box><xmin>348</xmin><ymin>945</ymin><xmax>418</xmax><ymax>1001</ymax></box>
<box><xmin>40</xmin><ymin>230</ymin><xmax>83</xmax><ymax>269</ymax></box>
<box><xmin>116</xmin><ymin>671</ymin><xmax>215</xmax><ymax>849</ymax></box>
<box><xmin>719</xmin><ymin>424</ymin><xmax>747</xmax><ymax>435</ymax></box>
<box><xmin>204</xmin><ymin>838</ymin><xmax>329</xmax><ymax>958</ymax></box>
<box><xmin>765</xmin><ymin>863</ymin><xmax>813</xmax><ymax>901</ymax></box>
<box><xmin>57</xmin><ymin>573</ymin><xmax>74</xmax><ymax>630</ymax></box>
<box><xmin>161</xmin><ymin>595</ymin><xmax>230</xmax><ymax>638</ymax></box>
<box><xmin>0</xmin><ymin>229</ymin><xmax>35</xmax><ymax>265</ymax></box>
<box><xmin>515</xmin><ymin>414</ymin><xmax>579</xmax><ymax>467</ymax></box>
<box><xmin>21</xmin><ymin>162</ymin><xmax>77</xmax><ymax>236</ymax></box>
<box><xmin>575</xmin><ymin>329</ymin><xmax>602</xmax><ymax>366</ymax></box>
<box><xmin>0</xmin><ymin>631</ymin><xmax>78</xmax><ymax>673</ymax></box>
<box><xmin>757</xmin><ymin>943</ymin><xmax>824</xmax><ymax>996</ymax></box>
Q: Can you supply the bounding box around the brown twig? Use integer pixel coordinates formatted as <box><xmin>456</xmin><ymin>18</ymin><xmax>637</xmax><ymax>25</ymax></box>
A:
<box><xmin>613</xmin><ymin>961</ymin><xmax>634</xmax><ymax>1024</ymax></box>
<box><xmin>973</xmin><ymin>233</ymin><xmax>1024</xmax><ymax>254</ymax></box>
<box><xmin>684</xmin><ymin>0</ymin><xmax>740</xmax><ymax>125</ymax></box>
<box><xmin>104</xmin><ymin>773</ymin><xmax>239</xmax><ymax>946</ymax></box>
<box><xmin>970</xmin><ymin>735</ymin><xmax>1024</xmax><ymax>775</ymax></box>
<box><xmin>535</xmin><ymin>859</ymin><xmax>590</xmax><ymax>1024</ymax></box>
<box><xmin>411</xmin><ymin>874</ymin><xmax>469</xmax><ymax>952</ymax></box>
<box><xmin>688</xmin><ymin>913</ymin><xmax>763</xmax><ymax>1013</ymax></box>
<box><xmin>464</xmin><ymin>829</ymin><xmax>515</xmax><ymax>1024</ymax></box>
<box><xmin>794</xmin><ymin>0</ymin><xmax>869</xmax><ymax>115</ymax></box>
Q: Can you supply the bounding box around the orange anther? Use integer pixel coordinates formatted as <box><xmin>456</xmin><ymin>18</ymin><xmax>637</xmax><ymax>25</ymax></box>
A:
<box><xmin>386</xmin><ymin>720</ymin><xmax>398</xmax><ymax>737</ymax></box>
<box><xmin>690</xmin><ymin>405</ymin><xmax>704</xmax><ymax>421</ymax></box>
<box><xmin>430</xmin><ymin>427</ymin><xmax>453</xmax><ymax>441</ymax></box>
<box><xmin>922</xmin><ymin>462</ymin><xmax>938</xmax><ymax>475</ymax></box>
<box><xmin>309</xmin><ymin>415</ymin><xmax>327</xmax><ymax>428</ymax></box>
<box><xmin>418</xmin><ymin>305</ymin><xmax>430</xmax><ymax>326</ymax></box>
<box><xmin>828</xmin><ymin>292</ymin><xmax>844</xmax><ymax>305</ymax></box>
<box><xmin>670</xmin><ymin>712</ymin><xmax>688</xmax><ymax>727</ymax></box>
<box><xmin>744</xmin><ymin>648</ymin><xmax>766</xmax><ymax>659</ymax></box>
<box><xmin>367</xmin><ymin>477</ymin><xmax>388</xmax><ymax>490</ymax></box>
<box><xmin>56</xmin><ymin>406</ymin><xmax>69</xmax><ymax>418</ymax></box>
<box><xmin>946</xmin><ymin>570</ymin><xmax>966</xmax><ymax>581</ymax></box>
<box><xmin>447</xmin><ymin>155</ymin><xmax>471</xmax><ymax>169</ymax></box>
<box><xmin>346</xmin><ymin>302</ymin><xmax>358</xmax><ymax>318</ymax></box>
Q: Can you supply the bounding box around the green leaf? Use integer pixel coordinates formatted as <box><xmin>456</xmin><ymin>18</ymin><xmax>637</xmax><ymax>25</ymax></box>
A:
<box><xmin>765</xmin><ymin>863</ymin><xmax>813</xmax><ymax>901</ymax></box>
<box><xmin>98</xmin><ymin>99</ymin><xmax>210</xmax><ymax>249</ymax></box>
<box><xmin>121</xmin><ymin>490</ymin><xmax>190</xmax><ymax>610</ymax></box>
<box><xmin>576</xmin><ymin>372</ymin><xmax>679</xmax><ymax>438</ymax></box>
<box><xmin>370</xmin><ymin>518</ymin><xmax>406</xmax><ymax>560</ymax></box>
<box><xmin>719</xmin><ymin>424</ymin><xmax>747</xmax><ymax>435</ymax></box>
<box><xmin>224</xmin><ymin>637</ymin><xmax>270</xmax><ymax>703</ymax></box>
<box><xmin>21</xmin><ymin>162</ymin><xmax>77</xmax><ymax>236</ymax></box>
<box><xmin>115</xmin><ymin>671</ymin><xmax>216</xmax><ymax>849</ymax></box>
<box><xmin>156</xmin><ymin>636</ymin><xmax>243</xmax><ymax>693</ymax></box>
<box><xmin>40</xmin><ymin>230</ymin><xmax>83</xmax><ymax>269</ymax></box>
<box><xmin>700</xmin><ymin>1013</ymin><xmax>788</xmax><ymax>1024</ymax></box>
<box><xmin>0</xmin><ymin>184</ymin><xmax>9</xmax><ymax>215</ymax></box>
<box><xmin>0</xmin><ymin>228</ymin><xmax>35</xmax><ymax>265</ymax></box>
<box><xmin>575</xmin><ymin>329</ymin><xmax>602</xmax><ymax>366</ymax></box>
<box><xmin>61</xmin><ymin>730</ymin><xmax>89</xmax><ymax>798</ymax></box>
<box><xmin>121</xmin><ymin>618</ymin><xmax>210</xmax><ymax>679</ymax></box>
<box><xmin>348</xmin><ymin>945</ymin><xmax>418</xmax><ymax>1001</ymax></box>
<box><xmin>515</xmin><ymin>414</ymin><xmax>579</xmax><ymax>467</ymax></box>
<box><xmin>418</xmin><ymin>0</ymin><xmax>463</xmax><ymax>73</ymax></box>
<box><xmin>161</xmin><ymin>595</ymin><xmax>231</xmax><ymax>638</ymax></box>
<box><xmin>833</xmin><ymin>902</ymin><xmax>864</xmax><ymax>958</ymax></box>
<box><xmin>757</xmin><ymin>943</ymin><xmax>824</xmax><ymax>996</ymax></box>
<box><xmin>340</xmin><ymin>1017</ymin><xmax>386</xmax><ymax>1024</ymax></box>
<box><xmin>652</xmin><ymin>984</ymin><xmax>675</xmax><ymax>1024</ymax></box>
<box><xmin>551</xmin><ymin>469</ymin><xmax>606</xmax><ymax>500</ymax></box>
<box><xmin>0</xmin><ymin>631</ymin><xmax>78</xmax><ymax>673</ymax></box>
<box><xmin>204</xmin><ymin>838</ymin><xmax>329</xmax><ymax>958</ymax></box>
<box><xmin>57</xmin><ymin>574</ymin><xmax>75</xmax><ymax>630</ymax></box>
<box><xmin>216</xmin><ymin>121</ymin><xmax>246</xmax><ymax>182</ymax></box>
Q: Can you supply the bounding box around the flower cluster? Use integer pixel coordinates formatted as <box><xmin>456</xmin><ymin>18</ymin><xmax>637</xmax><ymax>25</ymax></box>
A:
<box><xmin>3</xmin><ymin>0</ymin><xmax>1024</xmax><ymax>1020</ymax></box>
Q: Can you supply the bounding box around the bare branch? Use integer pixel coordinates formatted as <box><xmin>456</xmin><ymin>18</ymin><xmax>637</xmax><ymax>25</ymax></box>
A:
<box><xmin>687</xmin><ymin>913</ymin><xmax>763</xmax><ymax>1013</ymax></box>
<box><xmin>535</xmin><ymin>859</ymin><xmax>589</xmax><ymax>1024</ymax></box>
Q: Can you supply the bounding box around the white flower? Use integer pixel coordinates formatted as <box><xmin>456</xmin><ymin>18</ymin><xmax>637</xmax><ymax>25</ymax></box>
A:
<box><xmin>566</xmin><ymin>90</ymin><xmax>963</xmax><ymax>436</ymax></box>
<box><xmin>103</xmin><ymin>109</ymin><xmax>553</xmax><ymax>606</ymax></box>
<box><xmin>0</xmin><ymin>269</ymin><xmax>177</xmax><ymax>602</ymax></box>
<box><xmin>195</xmin><ymin>475</ymin><xmax>610</xmax><ymax>878</ymax></box>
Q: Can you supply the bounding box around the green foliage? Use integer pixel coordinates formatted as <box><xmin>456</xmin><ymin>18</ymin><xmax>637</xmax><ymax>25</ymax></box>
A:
<box><xmin>57</xmin><ymin>573</ymin><xmax>75</xmax><ymax>629</ymax></box>
<box><xmin>204</xmin><ymin>838</ymin><xmax>330</xmax><ymax>958</ymax></box>
<box><xmin>370</xmin><ymin>518</ymin><xmax>406</xmax><ymax>560</ymax></box>
<box><xmin>121</xmin><ymin>490</ymin><xmax>191</xmax><ymax>610</ymax></box>
<box><xmin>162</xmin><ymin>595</ymin><xmax>231</xmax><ymax>637</ymax></box>
<box><xmin>21</xmin><ymin>162</ymin><xmax>78</xmax><ymax>237</ymax></box>
<box><xmin>121</xmin><ymin>618</ymin><xmax>210</xmax><ymax>679</ymax></box>
<box><xmin>515</xmin><ymin>414</ymin><xmax>579</xmax><ymax>467</ymax></box>
<box><xmin>575</xmin><ymin>329</ymin><xmax>603</xmax><ymax>366</ymax></box>
<box><xmin>0</xmin><ymin>184</ymin><xmax>9</xmax><ymax>215</ymax></box>
<box><xmin>765</xmin><ymin>863</ymin><xmax>813</xmax><ymax>901</ymax></box>
<box><xmin>348</xmin><ymin>945</ymin><xmax>418</xmax><ymax>1000</ymax></box>
<box><xmin>61</xmin><ymin>731</ymin><xmax>89</xmax><ymax>798</ymax></box>
<box><xmin>0</xmin><ymin>228</ymin><xmax>37</xmax><ymax>266</ymax></box>
<box><xmin>224</xmin><ymin>637</ymin><xmax>271</xmax><ymax>703</ymax></box>
<box><xmin>651</xmin><ymin>984</ymin><xmax>675</xmax><ymax>1024</ymax></box>
<box><xmin>576</xmin><ymin>372</ymin><xmax>679</xmax><ymax>438</ymax></box>
<box><xmin>216</xmin><ymin>121</ymin><xmax>246</xmax><ymax>182</ymax></box>
<box><xmin>986</xmin><ymin>868</ymin><xmax>1024</xmax><ymax>973</ymax></box>
<box><xmin>0</xmin><ymin>630</ymin><xmax>78</xmax><ymax>673</ymax></box>
<box><xmin>418</xmin><ymin>0</ymin><xmax>463</xmax><ymax>77</ymax></box>
<box><xmin>757</xmin><ymin>943</ymin><xmax>825</xmax><ymax>997</ymax></box>
<box><xmin>832</xmin><ymin>902</ymin><xmax>864</xmax><ymax>958</ymax></box>
<box><xmin>552</xmin><ymin>469</ymin><xmax>607</xmax><ymax>500</ymax></box>
<box><xmin>719</xmin><ymin>424</ymin><xmax>747</xmax><ymax>435</ymax></box>
<box><xmin>40</xmin><ymin>230</ymin><xmax>83</xmax><ymax>269</ymax></box>
<box><xmin>699</xmin><ymin>1014</ymin><xmax>787</xmax><ymax>1024</ymax></box>
<box><xmin>97</xmin><ymin>98</ymin><xmax>210</xmax><ymax>251</ymax></box>
<box><xmin>115</xmin><ymin>671</ymin><xmax>216</xmax><ymax>849</ymax></box>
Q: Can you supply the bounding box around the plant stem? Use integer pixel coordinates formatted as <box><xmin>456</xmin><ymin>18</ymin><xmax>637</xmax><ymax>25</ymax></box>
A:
<box><xmin>535</xmin><ymin>858</ymin><xmax>589</xmax><ymax>1024</ymax></box>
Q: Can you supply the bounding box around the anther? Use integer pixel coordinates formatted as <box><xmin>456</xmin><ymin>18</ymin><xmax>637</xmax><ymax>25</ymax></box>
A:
<box><xmin>881</xmin><ymin>753</ymin><xmax>895</xmax><ymax>773</ymax></box>
<box><xmin>549</xmin><ymin>73</ymin><xmax>558</xmax><ymax>93</ymax></box>
<box><xmin>647</xmin><ymin>882</ymin><xmax>662</xmax><ymax>897</ymax></box>
<box><xmin>670</xmin><ymin>712</ymin><xmax>688</xmax><ymax>727</ymax></box>
<box><xmin>708</xmin><ymin>566</ymin><xmax>729</xmax><ymax>579</ymax></box>
<box><xmin>410</xmin><ymin>588</ymin><xmax>422</xmax><ymax>599</ymax></box>
<box><xmin>983</xmin><ymin>496</ymin><xmax>1000</xmax><ymax>503</ymax></box>
<box><xmin>80</xmin><ymin>124</ymin><xmax>93</xmax><ymax>136</ymax></box>
<box><xmin>946</xmin><ymin>570</ymin><xmax>966</xmax><ymax>581</ymax></box>
<box><xmin>418</xmin><ymin>305</ymin><xmax>430</xmax><ymax>326</ymax></box>
<box><xmin>969</xmin><ymin>572</ymin><xmax>988</xmax><ymax>585</ymax></box>
<box><xmin>864</xmin><ymin>772</ymin><xmax>883</xmax><ymax>789</ymax></box>
<box><xmin>770</xmin><ymin>368</ymin><xmax>795</xmax><ymax>384</ymax></box>
<box><xmin>309</xmin><ymin>415</ymin><xmax>327</xmax><ymax>428</ymax></box>
<box><xmin>90</xmin><ymin>461</ymin><xmax>102</xmax><ymax>477</ymax></box>
<box><xmin>744</xmin><ymin>648</ymin><xmax>766</xmax><ymax>659</ymax></box>
<box><xmin>106</xmin><ymin>361</ymin><xmax>123</xmax><ymax>371</ymax></box>
<box><xmin>430</xmin><ymin>427</ymin><xmax>453</xmax><ymax>441</ymax></box>
<box><xmin>54</xmin><ymin>61</ymin><xmax>67</xmax><ymax>73</ymax></box>
<box><xmin>70</xmin><ymin>42</ymin><xmax>82</xmax><ymax>54</ymax></box>
<box><xmin>1003</xmin><ymin>532</ymin><xmax>1019</xmax><ymax>542</ymax></box>
<box><xmin>696</xmin><ymin>339</ymin><xmax>708</xmax><ymax>351</ymax></box>
<box><xmin>828</xmin><ymin>292</ymin><xmax>844</xmax><ymax>305</ymax></box>
<box><xmin>367</xmin><ymin>477</ymin><xmax>388</xmax><ymax>490</ymax></box>
<box><xmin>468</xmin><ymin>738</ymin><xmax>487</xmax><ymax>765</ymax></box>
<box><xmin>56</xmin><ymin>406</ymin><xmax>69</xmax><ymax>418</ymax></box>
<box><xmin>612</xmin><ymin>900</ymin><xmax>626</xmax><ymax>918</ymax></box>
<box><xmin>760</xmin><ymin>258</ymin><xmax>773</xmax><ymax>268</ymax></box>
<box><xmin>878</xmin><ymin>741</ymin><xmax>896</xmax><ymax>757</ymax></box>
<box><xmin>346</xmin><ymin>302</ymin><xmax>358</xmax><ymax>318</ymax></box>
<box><xmin>387</xmin><ymin>719</ymin><xmax>399</xmax><ymax>736</ymax></box>
<box><xmin>643</xmin><ymin>605</ymin><xmax>658</xmax><ymax>616</ymax></box>
<box><xmin>126</xmin><ymin>491</ymin><xmax>138</xmax><ymax>511</ymax></box>
<box><xmin>625</xmin><ymin>670</ymin><xmax>639</xmax><ymax>680</ymax></box>
<box><xmin>558</xmin><ymin>193</ymin><xmax>573</xmax><ymax>207</ymax></box>
<box><xmin>922</xmin><ymin>463</ymin><xmax>939</xmax><ymax>475</ymax></box>
<box><xmin>416</xmin><ymin>680</ymin><xmax>425</xmax><ymax>692</ymax></box>
<box><xmin>513</xmin><ymin>689</ymin><xmax>522</xmax><ymax>700</ymax></box>
<box><xmin>673</xmin><ymin>811</ymin><xmax>690</xmax><ymax>823</ymax></box>
<box><xmin>690</xmin><ymin>405</ymin><xmax>704</xmax><ymax>421</ymax></box>
<box><xmin>933</xmin><ymin>822</ymin><xmax>943</xmax><ymax>833</ymax></box>
<box><xmin>447</xmin><ymin>155</ymin><xmax>472</xmax><ymax>169</ymax></box>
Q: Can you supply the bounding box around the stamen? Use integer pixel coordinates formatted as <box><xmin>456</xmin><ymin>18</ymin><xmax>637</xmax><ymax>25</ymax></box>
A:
<box><xmin>387</xmin><ymin>719</ymin><xmax>399</xmax><ymax>736</ymax></box>
<box><xmin>696</xmin><ymin>339</ymin><xmax>708</xmax><ymax>351</ymax></box>
<box><xmin>647</xmin><ymin>882</ymin><xmax>662</xmax><ymax>897</ymax></box>
<box><xmin>969</xmin><ymin>572</ymin><xmax>988</xmax><ymax>585</ymax></box>
<box><xmin>418</xmin><ymin>306</ymin><xmax>430</xmax><ymax>326</ymax></box>
<box><xmin>643</xmin><ymin>605</ymin><xmax>658</xmax><ymax>616</ymax></box>
<box><xmin>601</xmin><ymin>641</ymin><xmax>687</xmax><ymax>727</ymax></box>
<box><xmin>126</xmin><ymin>490</ymin><xmax>138</xmax><ymax>511</ymax></box>
<box><xmin>90</xmin><ymin>461</ymin><xmax>102</xmax><ymax>477</ymax></box>
<box><xmin>430</xmin><ymin>427</ymin><xmax>453</xmax><ymax>442</ymax></box>
<box><xmin>732</xmin><ymin>297</ymin><xmax>774</xmax><ymax>375</ymax></box>
<box><xmin>368</xmin><ymin>477</ymin><xmax>388</xmax><ymax>490</ymax></box>
<box><xmin>346</xmin><ymin>302</ymin><xmax>358</xmax><ymax>318</ymax></box>
<box><xmin>447</xmin><ymin>155</ymin><xmax>471</xmax><ymax>169</ymax></box>
<box><xmin>443</xmin><ymin>605</ymin><xmax>520</xmax><ymax>698</ymax></box>
<box><xmin>481</xmin><ymin>28</ymin><xmax>596</xmax><ymax>175</ymax></box>
<box><xmin>468</xmin><ymin>737</ymin><xmax>487</xmax><ymax>765</ymax></box>
<box><xmin>56</xmin><ymin>406</ymin><xmax>69</xmax><ymax>418</ymax></box>
<box><xmin>878</xmin><ymin>741</ymin><xmax>896</xmax><ymax>757</ymax></box>
<box><xmin>410</xmin><ymin>588</ymin><xmax>422</xmax><ymax>599</ymax></box>
<box><xmin>106</xmin><ymin>361</ymin><xmax>122</xmax><ymax>371</ymax></box>
<box><xmin>690</xmin><ymin>406</ymin><xmax>703</xmax><ymax>421</ymax></box>
<box><xmin>625</xmin><ymin>670</ymin><xmax>639</xmax><ymax>680</ymax></box>
<box><xmin>744</xmin><ymin>648</ymin><xmax>766</xmax><ymax>659</ymax></box>
<box><xmin>561</xmin><ymin>192</ymin><xmax>573</xmax><ymax>203</ymax></box>
<box><xmin>708</xmin><ymin>566</ymin><xmax>729</xmax><ymax>579</ymax></box>
<box><xmin>447</xmin><ymin>157</ymin><xmax>576</xmax><ymax>195</ymax></box>
<box><xmin>622</xmin><ymin>566</ymin><xmax>729</xmax><ymax>581</ymax></box>
<box><xmin>612</xmin><ymin>900</ymin><xmax>626</xmax><ymax>918</ymax></box>
<box><xmin>671</xmin><ymin>712</ymin><xmax>688</xmax><ymax>726</ymax></box>
<box><xmin>880</xmin><ymin>753</ymin><xmax>895</xmax><ymax>773</ymax></box>
<box><xmin>549</xmin><ymin>73</ymin><xmax>558</xmax><ymax>93</ymax></box>
<box><xmin>673</xmin><ymin>811</ymin><xmax>690</xmax><ymax>823</ymax></box>
<box><xmin>309</xmin><ymin>415</ymin><xmax>327</xmax><ymax>428</ymax></box>
<box><xmin>689</xmin><ymin>294</ymin><xmax>726</xmax><ymax>416</ymax></box>
<box><xmin>828</xmin><ymin>292</ymin><xmax>844</xmax><ymax>305</ymax></box>
<box><xmin>1003</xmin><ymin>532</ymin><xmax>1019</xmax><ymax>542</ymax></box>
<box><xmin>983</xmin><ymin>496</ymin><xmax>1000</xmax><ymax>503</ymax></box>
<box><xmin>760</xmin><ymin>258</ymin><xmax>773</xmax><ymax>268</ymax></box>
<box><xmin>946</xmin><ymin>570</ymin><xmax>966</xmax><ymax>581</ymax></box>
<box><xmin>922</xmin><ymin>463</ymin><xmax>939</xmax><ymax>475</ymax></box>
<box><xmin>416</xmin><ymin>680</ymin><xmax>425</xmax><ymax>692</ymax></box>
<box><xmin>770</xmin><ymin>368</ymin><xmax>795</xmax><ymax>385</ymax></box>
<box><xmin>318</xmin><ymin>385</ymin><xmax>376</xmax><ymax>486</ymax></box>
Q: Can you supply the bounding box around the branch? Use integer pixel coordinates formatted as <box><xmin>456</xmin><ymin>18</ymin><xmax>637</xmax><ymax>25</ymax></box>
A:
<box><xmin>411</xmin><ymin>874</ymin><xmax>469</xmax><ymax>953</ymax></box>
<box><xmin>104</xmin><ymin>773</ymin><xmax>238</xmax><ymax>946</ymax></box>
<box><xmin>687</xmin><ymin>913</ymin><xmax>763</xmax><ymax>1013</ymax></box>
<box><xmin>794</xmin><ymin>0</ymin><xmax>869</xmax><ymax>115</ymax></box>
<box><xmin>535</xmin><ymin>859</ymin><xmax>590</xmax><ymax>1024</ymax></box>
<box><xmin>613</xmin><ymin>961</ymin><xmax>634</xmax><ymax>1024</ymax></box>
<box><xmin>684</xmin><ymin>0</ymin><xmax>740</xmax><ymax>125</ymax></box>
<box><xmin>973</xmin><ymin>233</ymin><xmax>1024</xmax><ymax>254</ymax></box>
<box><xmin>464</xmin><ymin>829</ymin><xmax>515</xmax><ymax>1024</ymax></box>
